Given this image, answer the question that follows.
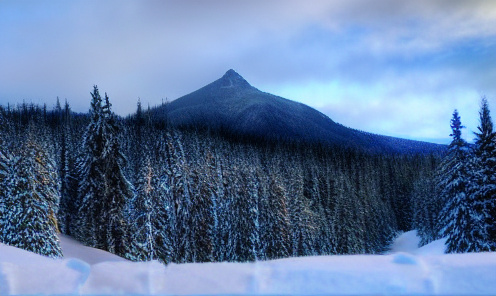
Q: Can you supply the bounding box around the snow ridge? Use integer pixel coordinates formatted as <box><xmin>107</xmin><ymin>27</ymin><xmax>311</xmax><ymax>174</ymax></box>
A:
<box><xmin>1</xmin><ymin>232</ymin><xmax>496</xmax><ymax>295</ymax></box>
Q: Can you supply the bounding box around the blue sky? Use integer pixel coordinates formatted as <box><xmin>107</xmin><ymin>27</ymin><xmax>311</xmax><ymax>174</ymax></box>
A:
<box><xmin>1</xmin><ymin>0</ymin><xmax>495</xmax><ymax>144</ymax></box>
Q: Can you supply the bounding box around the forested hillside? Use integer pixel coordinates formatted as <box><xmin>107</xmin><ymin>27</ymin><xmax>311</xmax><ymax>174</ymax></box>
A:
<box><xmin>0</xmin><ymin>87</ymin><xmax>445</xmax><ymax>262</ymax></box>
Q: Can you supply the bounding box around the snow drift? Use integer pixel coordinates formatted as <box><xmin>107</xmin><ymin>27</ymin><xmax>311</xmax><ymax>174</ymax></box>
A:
<box><xmin>0</xmin><ymin>231</ymin><xmax>496</xmax><ymax>295</ymax></box>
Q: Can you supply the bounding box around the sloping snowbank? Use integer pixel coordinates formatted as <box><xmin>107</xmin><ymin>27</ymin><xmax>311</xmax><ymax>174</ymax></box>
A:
<box><xmin>60</xmin><ymin>234</ymin><xmax>128</xmax><ymax>265</ymax></box>
<box><xmin>388</xmin><ymin>230</ymin><xmax>421</xmax><ymax>253</ymax></box>
<box><xmin>0</xmin><ymin>242</ymin><xmax>89</xmax><ymax>295</ymax></box>
<box><xmin>0</xmin><ymin>232</ymin><xmax>495</xmax><ymax>295</ymax></box>
<box><xmin>387</xmin><ymin>230</ymin><xmax>447</xmax><ymax>256</ymax></box>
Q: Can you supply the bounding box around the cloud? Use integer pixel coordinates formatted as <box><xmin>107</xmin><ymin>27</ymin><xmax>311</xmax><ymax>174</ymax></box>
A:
<box><xmin>0</xmin><ymin>0</ymin><xmax>495</xmax><ymax>143</ymax></box>
<box><xmin>268</xmin><ymin>66</ymin><xmax>487</xmax><ymax>143</ymax></box>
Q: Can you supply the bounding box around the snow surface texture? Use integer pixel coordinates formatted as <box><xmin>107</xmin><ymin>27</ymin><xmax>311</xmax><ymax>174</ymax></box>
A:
<box><xmin>0</xmin><ymin>232</ymin><xmax>495</xmax><ymax>295</ymax></box>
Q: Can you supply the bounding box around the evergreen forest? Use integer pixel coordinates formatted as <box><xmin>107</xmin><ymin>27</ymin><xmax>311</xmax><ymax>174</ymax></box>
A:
<box><xmin>1</xmin><ymin>86</ymin><xmax>495</xmax><ymax>263</ymax></box>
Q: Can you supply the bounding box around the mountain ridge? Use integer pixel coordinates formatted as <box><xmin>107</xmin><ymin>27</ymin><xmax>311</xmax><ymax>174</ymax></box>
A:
<box><xmin>152</xmin><ymin>69</ymin><xmax>444</xmax><ymax>154</ymax></box>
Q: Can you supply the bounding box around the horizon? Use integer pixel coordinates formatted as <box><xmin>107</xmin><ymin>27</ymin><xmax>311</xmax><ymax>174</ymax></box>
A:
<box><xmin>1</xmin><ymin>1</ymin><xmax>495</xmax><ymax>145</ymax></box>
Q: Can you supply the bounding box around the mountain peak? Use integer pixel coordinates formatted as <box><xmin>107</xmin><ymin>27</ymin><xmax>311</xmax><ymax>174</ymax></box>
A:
<box><xmin>219</xmin><ymin>69</ymin><xmax>251</xmax><ymax>88</ymax></box>
<box><xmin>156</xmin><ymin>69</ymin><xmax>443</xmax><ymax>154</ymax></box>
<box><xmin>223</xmin><ymin>69</ymin><xmax>241</xmax><ymax>78</ymax></box>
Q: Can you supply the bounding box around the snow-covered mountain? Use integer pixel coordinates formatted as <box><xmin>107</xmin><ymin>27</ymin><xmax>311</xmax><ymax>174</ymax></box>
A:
<box><xmin>154</xmin><ymin>69</ymin><xmax>444</xmax><ymax>153</ymax></box>
<box><xmin>1</xmin><ymin>232</ymin><xmax>496</xmax><ymax>295</ymax></box>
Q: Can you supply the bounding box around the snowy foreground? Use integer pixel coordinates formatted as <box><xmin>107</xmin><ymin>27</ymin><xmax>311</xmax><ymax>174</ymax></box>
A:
<box><xmin>1</xmin><ymin>232</ymin><xmax>496</xmax><ymax>295</ymax></box>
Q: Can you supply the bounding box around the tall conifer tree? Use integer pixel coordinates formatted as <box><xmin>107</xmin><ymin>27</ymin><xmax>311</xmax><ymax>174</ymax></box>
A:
<box><xmin>1</xmin><ymin>127</ymin><xmax>62</xmax><ymax>258</ymax></box>
<box><xmin>468</xmin><ymin>97</ymin><xmax>496</xmax><ymax>251</ymax></box>
<box><xmin>0</xmin><ymin>112</ymin><xmax>9</xmax><ymax>243</ymax></box>
<box><xmin>75</xmin><ymin>86</ymin><xmax>105</xmax><ymax>246</ymax></box>
<box><xmin>76</xmin><ymin>86</ymin><xmax>133</xmax><ymax>257</ymax></box>
<box><xmin>438</xmin><ymin>110</ymin><xmax>474</xmax><ymax>253</ymax></box>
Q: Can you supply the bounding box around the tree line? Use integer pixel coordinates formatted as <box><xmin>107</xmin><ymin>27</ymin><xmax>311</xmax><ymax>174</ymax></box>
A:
<box><xmin>1</xmin><ymin>86</ymin><xmax>466</xmax><ymax>262</ymax></box>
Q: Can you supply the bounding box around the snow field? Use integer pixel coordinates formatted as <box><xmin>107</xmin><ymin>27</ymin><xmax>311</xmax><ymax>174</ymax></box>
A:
<box><xmin>0</xmin><ymin>244</ymin><xmax>89</xmax><ymax>295</ymax></box>
<box><xmin>0</xmin><ymin>231</ymin><xmax>496</xmax><ymax>295</ymax></box>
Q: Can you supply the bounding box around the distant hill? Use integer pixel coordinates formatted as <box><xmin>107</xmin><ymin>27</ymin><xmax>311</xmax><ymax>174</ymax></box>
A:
<box><xmin>152</xmin><ymin>69</ymin><xmax>444</xmax><ymax>154</ymax></box>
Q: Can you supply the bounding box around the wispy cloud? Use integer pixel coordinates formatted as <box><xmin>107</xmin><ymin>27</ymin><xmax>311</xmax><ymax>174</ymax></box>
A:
<box><xmin>0</xmin><ymin>0</ymin><xmax>494</xmax><ymax>142</ymax></box>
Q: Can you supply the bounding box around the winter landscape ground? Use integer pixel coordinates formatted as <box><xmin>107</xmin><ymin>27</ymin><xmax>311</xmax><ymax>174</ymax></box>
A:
<box><xmin>0</xmin><ymin>231</ymin><xmax>495</xmax><ymax>295</ymax></box>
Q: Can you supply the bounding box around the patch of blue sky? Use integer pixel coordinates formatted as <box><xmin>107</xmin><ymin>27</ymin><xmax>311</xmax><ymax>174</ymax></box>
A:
<box><xmin>265</xmin><ymin>74</ymin><xmax>481</xmax><ymax>144</ymax></box>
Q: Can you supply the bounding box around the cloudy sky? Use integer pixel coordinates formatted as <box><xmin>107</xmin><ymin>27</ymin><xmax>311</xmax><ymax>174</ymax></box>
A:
<box><xmin>1</xmin><ymin>0</ymin><xmax>495</xmax><ymax>143</ymax></box>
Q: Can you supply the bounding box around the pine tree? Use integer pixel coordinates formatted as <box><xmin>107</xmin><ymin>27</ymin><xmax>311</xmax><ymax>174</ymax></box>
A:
<box><xmin>75</xmin><ymin>87</ymin><xmax>133</xmax><ymax>257</ymax></box>
<box><xmin>0</xmin><ymin>113</ymin><xmax>9</xmax><ymax>243</ymax></box>
<box><xmin>437</xmin><ymin>110</ymin><xmax>475</xmax><ymax>253</ymax></box>
<box><xmin>264</xmin><ymin>171</ymin><xmax>290</xmax><ymax>259</ymax></box>
<box><xmin>204</xmin><ymin>146</ymin><xmax>223</xmax><ymax>262</ymax></box>
<box><xmin>74</xmin><ymin>86</ymin><xmax>106</xmax><ymax>246</ymax></box>
<box><xmin>412</xmin><ymin>172</ymin><xmax>441</xmax><ymax>246</ymax></box>
<box><xmin>468</xmin><ymin>97</ymin><xmax>496</xmax><ymax>251</ymax></box>
<box><xmin>317</xmin><ymin>163</ymin><xmax>338</xmax><ymax>254</ymax></box>
<box><xmin>287</xmin><ymin>157</ymin><xmax>316</xmax><ymax>257</ymax></box>
<box><xmin>225</xmin><ymin>161</ymin><xmax>258</xmax><ymax>262</ymax></box>
<box><xmin>128</xmin><ymin>155</ymin><xmax>173</xmax><ymax>263</ymax></box>
<box><xmin>58</xmin><ymin>115</ymin><xmax>78</xmax><ymax>235</ymax></box>
<box><xmin>100</xmin><ymin>94</ymin><xmax>134</xmax><ymax>256</ymax></box>
<box><xmin>152</xmin><ymin>134</ymin><xmax>175</xmax><ymax>264</ymax></box>
<box><xmin>165</xmin><ymin>131</ymin><xmax>193</xmax><ymax>263</ymax></box>
<box><xmin>1</xmin><ymin>129</ymin><xmax>63</xmax><ymax>258</ymax></box>
<box><xmin>334</xmin><ymin>172</ymin><xmax>364</xmax><ymax>254</ymax></box>
<box><xmin>188</xmin><ymin>138</ymin><xmax>216</xmax><ymax>263</ymax></box>
<box><xmin>128</xmin><ymin>158</ymin><xmax>155</xmax><ymax>261</ymax></box>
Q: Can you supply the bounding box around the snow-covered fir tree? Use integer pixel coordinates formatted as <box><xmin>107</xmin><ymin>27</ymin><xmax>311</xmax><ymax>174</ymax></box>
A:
<box><xmin>166</xmin><ymin>131</ymin><xmax>194</xmax><ymax>263</ymax></box>
<box><xmin>101</xmin><ymin>95</ymin><xmax>133</xmax><ymax>256</ymax></box>
<box><xmin>128</xmin><ymin>155</ymin><xmax>173</xmax><ymax>263</ymax></box>
<box><xmin>74</xmin><ymin>86</ymin><xmax>106</xmax><ymax>246</ymax></box>
<box><xmin>315</xmin><ymin>164</ymin><xmax>337</xmax><ymax>254</ymax></box>
<box><xmin>1</xmin><ymin>127</ymin><xmax>62</xmax><ymax>258</ymax></box>
<box><xmin>225</xmin><ymin>160</ymin><xmax>259</xmax><ymax>262</ymax></box>
<box><xmin>264</xmin><ymin>171</ymin><xmax>291</xmax><ymax>259</ymax></box>
<box><xmin>412</xmin><ymin>172</ymin><xmax>442</xmax><ymax>246</ymax></box>
<box><xmin>188</xmin><ymin>138</ymin><xmax>216</xmax><ymax>263</ymax></box>
<box><xmin>128</xmin><ymin>157</ymin><xmax>156</xmax><ymax>261</ymax></box>
<box><xmin>467</xmin><ymin>97</ymin><xmax>496</xmax><ymax>251</ymax></box>
<box><xmin>286</xmin><ymin>157</ymin><xmax>317</xmax><ymax>257</ymax></box>
<box><xmin>0</xmin><ymin>112</ymin><xmax>9</xmax><ymax>243</ymax></box>
<box><xmin>437</xmin><ymin>110</ymin><xmax>478</xmax><ymax>253</ymax></box>
<box><xmin>57</xmin><ymin>102</ymin><xmax>79</xmax><ymax>236</ymax></box>
<box><xmin>203</xmin><ymin>147</ymin><xmax>222</xmax><ymax>262</ymax></box>
<box><xmin>75</xmin><ymin>87</ymin><xmax>133</xmax><ymax>257</ymax></box>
